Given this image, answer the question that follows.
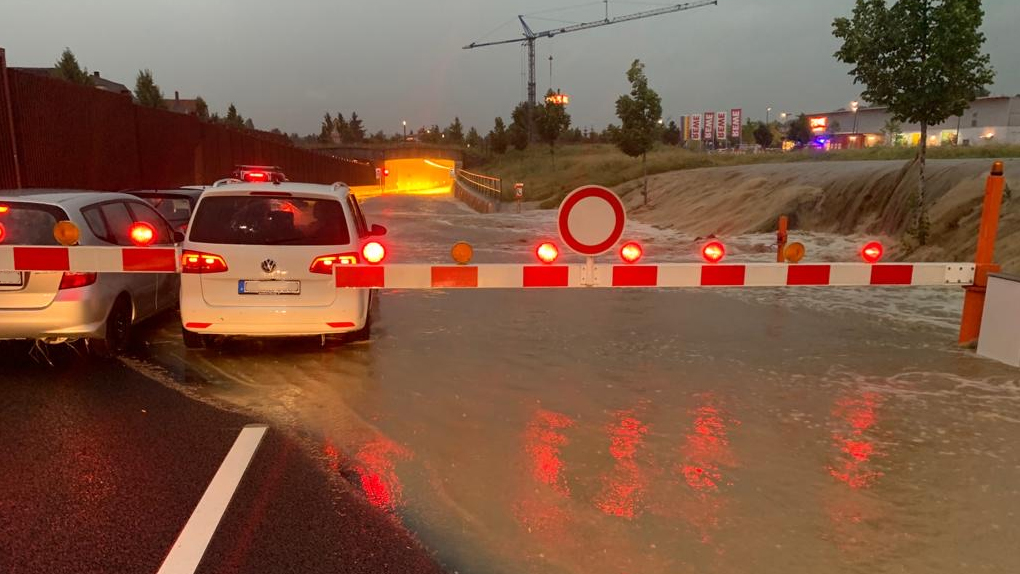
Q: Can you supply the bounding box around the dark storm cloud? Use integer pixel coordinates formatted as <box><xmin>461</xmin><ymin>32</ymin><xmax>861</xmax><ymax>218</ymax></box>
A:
<box><xmin>1</xmin><ymin>0</ymin><xmax>1017</xmax><ymax>135</ymax></box>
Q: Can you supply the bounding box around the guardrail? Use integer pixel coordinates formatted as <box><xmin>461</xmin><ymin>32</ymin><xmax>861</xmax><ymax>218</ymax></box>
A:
<box><xmin>456</xmin><ymin>169</ymin><xmax>502</xmax><ymax>202</ymax></box>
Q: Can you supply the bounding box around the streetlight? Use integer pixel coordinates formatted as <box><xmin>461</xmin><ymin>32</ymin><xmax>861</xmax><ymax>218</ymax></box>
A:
<box><xmin>402</xmin><ymin>120</ymin><xmax>407</xmax><ymax>140</ymax></box>
<box><xmin>850</xmin><ymin>101</ymin><xmax>860</xmax><ymax>147</ymax></box>
<box><xmin>766</xmin><ymin>106</ymin><xmax>772</xmax><ymax>124</ymax></box>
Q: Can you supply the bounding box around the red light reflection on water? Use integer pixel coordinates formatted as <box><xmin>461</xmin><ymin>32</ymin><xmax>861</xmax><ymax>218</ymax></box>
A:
<box><xmin>524</xmin><ymin>409</ymin><xmax>575</xmax><ymax>496</ymax></box>
<box><xmin>322</xmin><ymin>436</ymin><xmax>412</xmax><ymax>512</ymax></box>
<box><xmin>677</xmin><ymin>396</ymin><xmax>738</xmax><ymax>542</ymax></box>
<box><xmin>827</xmin><ymin>393</ymin><xmax>883</xmax><ymax>489</ymax></box>
<box><xmin>595</xmin><ymin>409</ymin><xmax>649</xmax><ymax>519</ymax></box>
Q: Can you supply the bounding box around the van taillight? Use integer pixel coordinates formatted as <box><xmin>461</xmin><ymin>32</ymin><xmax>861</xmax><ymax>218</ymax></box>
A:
<box><xmin>309</xmin><ymin>253</ymin><xmax>359</xmax><ymax>274</ymax></box>
<box><xmin>59</xmin><ymin>272</ymin><xmax>97</xmax><ymax>290</ymax></box>
<box><xmin>181</xmin><ymin>250</ymin><xmax>228</xmax><ymax>274</ymax></box>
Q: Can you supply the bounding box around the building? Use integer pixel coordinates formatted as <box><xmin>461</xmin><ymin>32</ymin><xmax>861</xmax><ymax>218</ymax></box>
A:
<box><xmin>805</xmin><ymin>96</ymin><xmax>1020</xmax><ymax>149</ymax></box>
<box><xmin>163</xmin><ymin>91</ymin><xmax>200</xmax><ymax>115</ymax></box>
<box><xmin>13</xmin><ymin>68</ymin><xmax>131</xmax><ymax>96</ymax></box>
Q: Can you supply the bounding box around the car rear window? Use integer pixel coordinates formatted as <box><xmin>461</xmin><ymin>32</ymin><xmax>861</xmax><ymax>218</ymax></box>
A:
<box><xmin>0</xmin><ymin>202</ymin><xmax>68</xmax><ymax>246</ymax></box>
<box><xmin>188</xmin><ymin>195</ymin><xmax>351</xmax><ymax>245</ymax></box>
<box><xmin>140</xmin><ymin>195</ymin><xmax>193</xmax><ymax>227</ymax></box>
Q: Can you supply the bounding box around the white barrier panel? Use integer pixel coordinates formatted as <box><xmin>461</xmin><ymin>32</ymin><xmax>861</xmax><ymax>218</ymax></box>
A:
<box><xmin>335</xmin><ymin>263</ymin><xmax>976</xmax><ymax>289</ymax></box>
<box><xmin>976</xmin><ymin>273</ymin><xmax>1020</xmax><ymax>367</ymax></box>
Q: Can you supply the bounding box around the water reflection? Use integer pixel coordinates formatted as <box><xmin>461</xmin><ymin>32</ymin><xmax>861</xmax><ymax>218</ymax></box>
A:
<box><xmin>323</xmin><ymin>436</ymin><xmax>413</xmax><ymax>512</ymax></box>
<box><xmin>515</xmin><ymin>408</ymin><xmax>575</xmax><ymax>538</ymax></box>
<box><xmin>677</xmin><ymin>394</ymin><xmax>739</xmax><ymax>544</ymax></box>
<box><xmin>827</xmin><ymin>392</ymin><xmax>883</xmax><ymax>489</ymax></box>
<box><xmin>595</xmin><ymin>407</ymin><xmax>650</xmax><ymax>520</ymax></box>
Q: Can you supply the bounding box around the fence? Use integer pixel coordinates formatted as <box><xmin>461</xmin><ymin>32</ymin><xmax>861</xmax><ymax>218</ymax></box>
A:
<box><xmin>0</xmin><ymin>48</ymin><xmax>374</xmax><ymax>191</ymax></box>
<box><xmin>456</xmin><ymin>169</ymin><xmax>502</xmax><ymax>201</ymax></box>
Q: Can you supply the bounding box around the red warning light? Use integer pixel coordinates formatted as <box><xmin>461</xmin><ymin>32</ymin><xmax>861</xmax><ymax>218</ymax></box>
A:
<box><xmin>861</xmin><ymin>241</ymin><xmax>884</xmax><ymax>264</ymax></box>
<box><xmin>128</xmin><ymin>222</ymin><xmax>156</xmax><ymax>247</ymax></box>
<box><xmin>701</xmin><ymin>241</ymin><xmax>726</xmax><ymax>264</ymax></box>
<box><xmin>620</xmin><ymin>242</ymin><xmax>643</xmax><ymax>264</ymax></box>
<box><xmin>244</xmin><ymin>171</ymin><xmax>268</xmax><ymax>182</ymax></box>
<box><xmin>383</xmin><ymin>168</ymin><xmax>390</xmax><ymax>177</ymax></box>
<box><xmin>536</xmin><ymin>242</ymin><xmax>559</xmax><ymax>264</ymax></box>
<box><xmin>362</xmin><ymin>241</ymin><xmax>386</xmax><ymax>264</ymax></box>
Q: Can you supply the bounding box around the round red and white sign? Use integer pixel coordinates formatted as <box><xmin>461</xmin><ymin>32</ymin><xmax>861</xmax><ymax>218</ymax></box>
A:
<box><xmin>557</xmin><ymin>185</ymin><xmax>627</xmax><ymax>256</ymax></box>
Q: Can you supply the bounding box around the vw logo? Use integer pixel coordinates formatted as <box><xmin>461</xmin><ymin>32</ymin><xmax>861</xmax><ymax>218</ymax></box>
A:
<box><xmin>261</xmin><ymin>259</ymin><xmax>277</xmax><ymax>273</ymax></box>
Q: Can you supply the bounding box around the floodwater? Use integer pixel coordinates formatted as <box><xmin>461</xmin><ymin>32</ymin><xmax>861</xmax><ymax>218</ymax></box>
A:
<box><xmin>139</xmin><ymin>193</ymin><xmax>1020</xmax><ymax>574</ymax></box>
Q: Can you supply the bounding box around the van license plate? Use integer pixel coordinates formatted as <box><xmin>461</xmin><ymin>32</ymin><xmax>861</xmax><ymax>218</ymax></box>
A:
<box><xmin>239</xmin><ymin>280</ymin><xmax>301</xmax><ymax>295</ymax></box>
<box><xmin>0</xmin><ymin>271</ymin><xmax>24</xmax><ymax>287</ymax></box>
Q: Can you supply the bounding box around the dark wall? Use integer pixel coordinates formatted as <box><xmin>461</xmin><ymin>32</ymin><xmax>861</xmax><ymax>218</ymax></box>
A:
<box><xmin>0</xmin><ymin>63</ymin><xmax>373</xmax><ymax>190</ymax></box>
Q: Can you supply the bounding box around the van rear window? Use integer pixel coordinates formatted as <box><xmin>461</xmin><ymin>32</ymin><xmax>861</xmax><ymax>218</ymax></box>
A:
<box><xmin>0</xmin><ymin>202</ymin><xmax>68</xmax><ymax>246</ymax></box>
<box><xmin>188</xmin><ymin>196</ymin><xmax>350</xmax><ymax>245</ymax></box>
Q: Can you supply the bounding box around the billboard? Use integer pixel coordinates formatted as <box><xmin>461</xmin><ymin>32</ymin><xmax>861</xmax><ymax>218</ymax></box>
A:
<box><xmin>704</xmin><ymin>112</ymin><xmax>715</xmax><ymax>140</ymax></box>
<box><xmin>716</xmin><ymin>112</ymin><xmax>727</xmax><ymax>140</ymax></box>
<box><xmin>691</xmin><ymin>114</ymin><xmax>702</xmax><ymax>141</ymax></box>
<box><xmin>730</xmin><ymin>109</ymin><xmax>742</xmax><ymax>139</ymax></box>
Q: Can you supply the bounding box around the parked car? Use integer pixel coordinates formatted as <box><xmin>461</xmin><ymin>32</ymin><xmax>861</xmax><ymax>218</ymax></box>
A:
<box><xmin>127</xmin><ymin>187</ymin><xmax>205</xmax><ymax>233</ymax></box>
<box><xmin>179</xmin><ymin>181</ymin><xmax>384</xmax><ymax>348</ymax></box>
<box><xmin>0</xmin><ymin>190</ymin><xmax>181</xmax><ymax>356</ymax></box>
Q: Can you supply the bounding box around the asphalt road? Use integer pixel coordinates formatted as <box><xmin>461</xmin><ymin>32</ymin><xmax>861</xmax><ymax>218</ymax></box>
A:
<box><xmin>0</xmin><ymin>345</ymin><xmax>444</xmax><ymax>574</ymax></box>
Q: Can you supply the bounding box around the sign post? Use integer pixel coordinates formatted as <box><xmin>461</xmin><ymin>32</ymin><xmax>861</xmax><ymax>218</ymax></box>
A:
<box><xmin>514</xmin><ymin>183</ymin><xmax>524</xmax><ymax>213</ymax></box>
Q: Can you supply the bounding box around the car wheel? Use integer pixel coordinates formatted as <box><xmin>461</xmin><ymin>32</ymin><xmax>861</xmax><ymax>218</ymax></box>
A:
<box><xmin>347</xmin><ymin>303</ymin><xmax>373</xmax><ymax>343</ymax></box>
<box><xmin>182</xmin><ymin>327</ymin><xmax>206</xmax><ymax>349</ymax></box>
<box><xmin>91</xmin><ymin>295</ymin><xmax>132</xmax><ymax>358</ymax></box>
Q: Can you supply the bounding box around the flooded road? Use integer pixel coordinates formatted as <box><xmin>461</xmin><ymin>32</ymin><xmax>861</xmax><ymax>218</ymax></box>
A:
<box><xmin>138</xmin><ymin>193</ymin><xmax>1020</xmax><ymax>574</ymax></box>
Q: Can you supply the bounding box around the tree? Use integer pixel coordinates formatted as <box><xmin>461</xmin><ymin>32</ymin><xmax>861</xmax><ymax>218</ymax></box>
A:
<box><xmin>335</xmin><ymin>113</ymin><xmax>349</xmax><ymax>142</ymax></box>
<box><xmin>134</xmin><ymin>69</ymin><xmax>166</xmax><ymax>109</ymax></box>
<box><xmin>509</xmin><ymin>103</ymin><xmax>531</xmax><ymax>151</ymax></box>
<box><xmin>662</xmin><ymin>120</ymin><xmax>682</xmax><ymax>145</ymax></box>
<box><xmin>786</xmin><ymin>114</ymin><xmax>812</xmax><ymax>147</ymax></box>
<box><xmin>833</xmin><ymin>0</ymin><xmax>994</xmax><ymax>245</ymax></box>
<box><xmin>53</xmin><ymin>48</ymin><xmax>93</xmax><ymax>86</ymax></box>
<box><xmin>535</xmin><ymin>89</ymin><xmax>572</xmax><ymax>165</ymax></box>
<box><xmin>194</xmin><ymin>96</ymin><xmax>209</xmax><ymax>120</ymax></box>
<box><xmin>348</xmin><ymin>112</ymin><xmax>366</xmax><ymax>142</ymax></box>
<box><xmin>881</xmin><ymin>118</ymin><xmax>903</xmax><ymax>146</ymax></box>
<box><xmin>243</xmin><ymin>118</ymin><xmax>255</xmax><ymax>130</ymax></box>
<box><xmin>753</xmin><ymin>122</ymin><xmax>774</xmax><ymax>148</ymax></box>
<box><xmin>613</xmin><ymin>60</ymin><xmax>662</xmax><ymax>206</ymax></box>
<box><xmin>465</xmin><ymin>127</ymin><xmax>482</xmax><ymax>148</ymax></box>
<box><xmin>319</xmin><ymin>112</ymin><xmax>334</xmax><ymax>143</ymax></box>
<box><xmin>489</xmin><ymin>117</ymin><xmax>509</xmax><ymax>154</ymax></box>
<box><xmin>446</xmin><ymin>117</ymin><xmax>465</xmax><ymax>144</ymax></box>
<box><xmin>225</xmin><ymin>103</ymin><xmax>244</xmax><ymax>128</ymax></box>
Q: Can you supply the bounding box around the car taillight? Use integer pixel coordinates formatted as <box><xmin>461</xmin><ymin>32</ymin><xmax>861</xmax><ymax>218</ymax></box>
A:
<box><xmin>362</xmin><ymin>242</ymin><xmax>386</xmax><ymax>264</ymax></box>
<box><xmin>181</xmin><ymin>250</ymin><xmax>228</xmax><ymax>274</ymax></box>
<box><xmin>0</xmin><ymin>222</ymin><xmax>6</xmax><ymax>243</ymax></box>
<box><xmin>59</xmin><ymin>272</ymin><xmax>97</xmax><ymax>290</ymax></box>
<box><xmin>309</xmin><ymin>253</ymin><xmax>359</xmax><ymax>274</ymax></box>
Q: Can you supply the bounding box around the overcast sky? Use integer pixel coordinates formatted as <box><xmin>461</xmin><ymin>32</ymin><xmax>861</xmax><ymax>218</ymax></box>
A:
<box><xmin>2</xmin><ymin>0</ymin><xmax>1017</xmax><ymax>135</ymax></box>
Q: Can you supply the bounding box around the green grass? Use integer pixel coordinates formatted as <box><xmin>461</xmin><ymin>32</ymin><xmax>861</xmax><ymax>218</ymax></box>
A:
<box><xmin>474</xmin><ymin>143</ymin><xmax>1020</xmax><ymax>208</ymax></box>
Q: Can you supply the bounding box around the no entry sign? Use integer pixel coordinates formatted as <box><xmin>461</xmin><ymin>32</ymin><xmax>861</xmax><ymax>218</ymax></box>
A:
<box><xmin>557</xmin><ymin>186</ymin><xmax>626</xmax><ymax>256</ymax></box>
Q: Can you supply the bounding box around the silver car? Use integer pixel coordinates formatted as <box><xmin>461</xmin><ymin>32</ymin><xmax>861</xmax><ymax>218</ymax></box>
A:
<box><xmin>0</xmin><ymin>190</ymin><xmax>181</xmax><ymax>356</ymax></box>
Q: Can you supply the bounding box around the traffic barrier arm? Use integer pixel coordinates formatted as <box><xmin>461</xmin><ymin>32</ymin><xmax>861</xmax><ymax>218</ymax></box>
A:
<box><xmin>0</xmin><ymin>245</ymin><xmax>180</xmax><ymax>272</ymax></box>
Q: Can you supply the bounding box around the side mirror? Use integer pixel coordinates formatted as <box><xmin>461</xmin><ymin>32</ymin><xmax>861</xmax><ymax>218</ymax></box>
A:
<box><xmin>173</xmin><ymin>230</ymin><xmax>186</xmax><ymax>243</ymax></box>
<box><xmin>370</xmin><ymin>224</ymin><xmax>387</xmax><ymax>237</ymax></box>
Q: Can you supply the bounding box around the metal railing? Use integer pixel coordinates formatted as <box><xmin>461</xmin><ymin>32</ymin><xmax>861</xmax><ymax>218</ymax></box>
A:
<box><xmin>456</xmin><ymin>169</ymin><xmax>503</xmax><ymax>202</ymax></box>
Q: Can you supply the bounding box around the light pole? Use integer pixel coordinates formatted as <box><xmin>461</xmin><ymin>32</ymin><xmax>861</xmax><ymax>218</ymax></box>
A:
<box><xmin>402</xmin><ymin>120</ymin><xmax>407</xmax><ymax>140</ymax></box>
<box><xmin>766</xmin><ymin>106</ymin><xmax>772</xmax><ymax>125</ymax></box>
<box><xmin>850</xmin><ymin>100</ymin><xmax>860</xmax><ymax>148</ymax></box>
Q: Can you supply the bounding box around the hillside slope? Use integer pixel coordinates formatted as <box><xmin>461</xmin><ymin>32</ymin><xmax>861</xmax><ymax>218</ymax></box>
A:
<box><xmin>617</xmin><ymin>159</ymin><xmax>1020</xmax><ymax>270</ymax></box>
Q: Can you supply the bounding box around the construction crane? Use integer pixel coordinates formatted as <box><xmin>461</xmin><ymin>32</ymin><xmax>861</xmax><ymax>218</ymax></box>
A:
<box><xmin>464</xmin><ymin>0</ymin><xmax>718</xmax><ymax>110</ymax></box>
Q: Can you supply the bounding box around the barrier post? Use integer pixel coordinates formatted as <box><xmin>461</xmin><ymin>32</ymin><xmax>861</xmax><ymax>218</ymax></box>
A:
<box><xmin>776</xmin><ymin>215</ymin><xmax>788</xmax><ymax>263</ymax></box>
<box><xmin>959</xmin><ymin>161</ymin><xmax>1006</xmax><ymax>347</ymax></box>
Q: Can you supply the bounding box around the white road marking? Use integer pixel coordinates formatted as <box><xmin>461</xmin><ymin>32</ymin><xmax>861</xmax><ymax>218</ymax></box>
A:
<box><xmin>157</xmin><ymin>424</ymin><xmax>269</xmax><ymax>574</ymax></box>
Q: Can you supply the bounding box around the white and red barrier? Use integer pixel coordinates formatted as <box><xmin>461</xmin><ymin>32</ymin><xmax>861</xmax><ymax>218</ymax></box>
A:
<box><xmin>335</xmin><ymin>262</ymin><xmax>976</xmax><ymax>289</ymax></box>
<box><xmin>0</xmin><ymin>245</ymin><xmax>179</xmax><ymax>273</ymax></box>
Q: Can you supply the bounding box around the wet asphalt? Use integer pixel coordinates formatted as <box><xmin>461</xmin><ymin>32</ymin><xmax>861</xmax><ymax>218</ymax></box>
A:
<box><xmin>0</xmin><ymin>344</ymin><xmax>444</xmax><ymax>574</ymax></box>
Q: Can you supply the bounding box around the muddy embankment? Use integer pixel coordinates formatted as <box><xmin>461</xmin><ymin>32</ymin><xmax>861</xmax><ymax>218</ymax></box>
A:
<box><xmin>619</xmin><ymin>159</ymin><xmax>1020</xmax><ymax>270</ymax></box>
